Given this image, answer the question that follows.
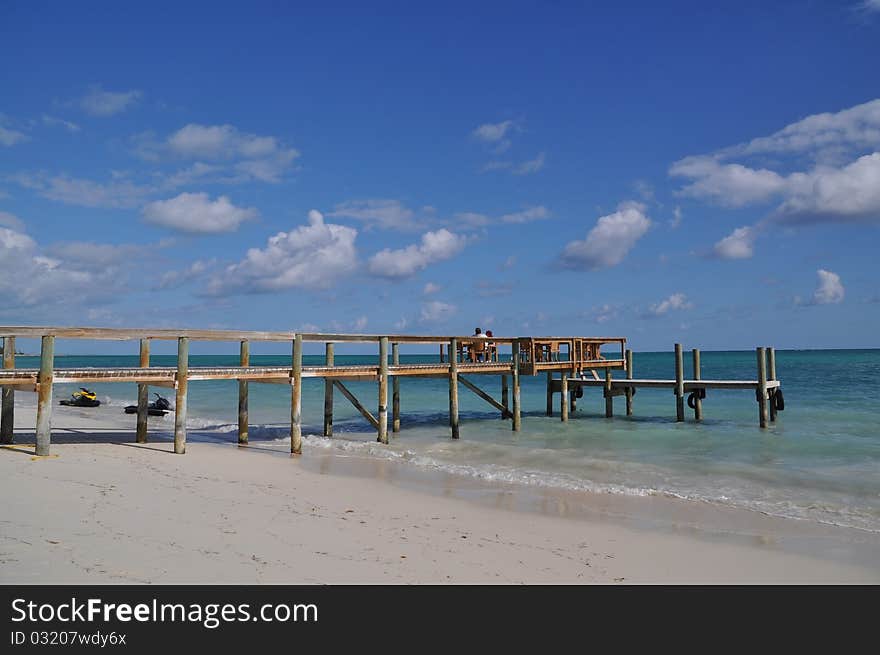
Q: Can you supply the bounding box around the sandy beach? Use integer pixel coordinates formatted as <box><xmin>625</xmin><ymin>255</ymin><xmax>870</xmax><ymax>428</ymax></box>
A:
<box><xmin>2</xmin><ymin>407</ymin><xmax>878</xmax><ymax>584</ymax></box>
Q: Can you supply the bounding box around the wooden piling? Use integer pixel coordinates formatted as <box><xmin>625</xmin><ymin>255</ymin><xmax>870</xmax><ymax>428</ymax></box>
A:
<box><xmin>692</xmin><ymin>348</ymin><xmax>703</xmax><ymax>421</ymax></box>
<box><xmin>449</xmin><ymin>337</ymin><xmax>459</xmax><ymax>439</ymax></box>
<box><xmin>323</xmin><ymin>343</ymin><xmax>334</xmax><ymax>437</ymax></box>
<box><xmin>35</xmin><ymin>335</ymin><xmax>54</xmax><ymax>456</ymax></box>
<box><xmin>392</xmin><ymin>342</ymin><xmax>400</xmax><ymax>433</ymax></box>
<box><xmin>767</xmin><ymin>347</ymin><xmax>777</xmax><ymax>423</ymax></box>
<box><xmin>674</xmin><ymin>343</ymin><xmax>684</xmax><ymax>422</ymax></box>
<box><xmin>546</xmin><ymin>371</ymin><xmax>553</xmax><ymax>416</ymax></box>
<box><xmin>561</xmin><ymin>371</ymin><xmax>569</xmax><ymax>422</ymax></box>
<box><xmin>1</xmin><ymin>336</ymin><xmax>14</xmax><ymax>444</ymax></box>
<box><xmin>439</xmin><ymin>343</ymin><xmax>445</xmax><ymax>363</ymax></box>
<box><xmin>625</xmin><ymin>349</ymin><xmax>633</xmax><ymax>417</ymax></box>
<box><xmin>291</xmin><ymin>334</ymin><xmax>303</xmax><ymax>454</ymax></box>
<box><xmin>174</xmin><ymin>336</ymin><xmax>188</xmax><ymax>454</ymax></box>
<box><xmin>757</xmin><ymin>347</ymin><xmax>768</xmax><ymax>429</ymax></box>
<box><xmin>238</xmin><ymin>340</ymin><xmax>249</xmax><ymax>445</ymax></box>
<box><xmin>378</xmin><ymin>337</ymin><xmax>389</xmax><ymax>444</ymax></box>
<box><xmin>604</xmin><ymin>366</ymin><xmax>613</xmax><ymax>418</ymax></box>
<box><xmin>501</xmin><ymin>374</ymin><xmax>509</xmax><ymax>418</ymax></box>
<box><xmin>512</xmin><ymin>340</ymin><xmax>521</xmax><ymax>431</ymax></box>
<box><xmin>136</xmin><ymin>338</ymin><xmax>150</xmax><ymax>444</ymax></box>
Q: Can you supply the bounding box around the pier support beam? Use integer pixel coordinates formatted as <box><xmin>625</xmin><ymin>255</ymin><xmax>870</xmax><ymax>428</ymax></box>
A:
<box><xmin>501</xmin><ymin>374</ymin><xmax>509</xmax><ymax>419</ymax></box>
<box><xmin>378</xmin><ymin>337</ymin><xmax>389</xmax><ymax>444</ymax></box>
<box><xmin>1</xmin><ymin>336</ymin><xmax>14</xmax><ymax>444</ymax></box>
<box><xmin>561</xmin><ymin>371</ymin><xmax>569</xmax><ymax>422</ymax></box>
<box><xmin>291</xmin><ymin>334</ymin><xmax>303</xmax><ymax>454</ymax></box>
<box><xmin>604</xmin><ymin>366</ymin><xmax>613</xmax><ymax>418</ymax></box>
<box><xmin>460</xmin><ymin>376</ymin><xmax>511</xmax><ymax>418</ymax></box>
<box><xmin>674</xmin><ymin>343</ymin><xmax>684</xmax><ymax>422</ymax></box>
<box><xmin>35</xmin><ymin>335</ymin><xmax>54</xmax><ymax>457</ymax></box>
<box><xmin>692</xmin><ymin>348</ymin><xmax>703</xmax><ymax>422</ymax></box>
<box><xmin>323</xmin><ymin>343</ymin><xmax>334</xmax><ymax>437</ymax></box>
<box><xmin>334</xmin><ymin>381</ymin><xmax>378</xmax><ymax>429</ymax></box>
<box><xmin>238</xmin><ymin>340</ymin><xmax>249</xmax><ymax>445</ymax></box>
<box><xmin>449</xmin><ymin>338</ymin><xmax>459</xmax><ymax>439</ymax></box>
<box><xmin>546</xmin><ymin>371</ymin><xmax>553</xmax><ymax>416</ymax></box>
<box><xmin>174</xmin><ymin>336</ymin><xmax>188</xmax><ymax>454</ymax></box>
<box><xmin>392</xmin><ymin>342</ymin><xmax>400</xmax><ymax>433</ymax></box>
<box><xmin>136</xmin><ymin>338</ymin><xmax>150</xmax><ymax>443</ymax></box>
<box><xmin>625</xmin><ymin>349</ymin><xmax>633</xmax><ymax>417</ymax></box>
<box><xmin>570</xmin><ymin>382</ymin><xmax>577</xmax><ymax>414</ymax></box>
<box><xmin>757</xmin><ymin>347</ymin><xmax>768</xmax><ymax>429</ymax></box>
<box><xmin>511</xmin><ymin>340</ymin><xmax>521</xmax><ymax>431</ymax></box>
<box><xmin>767</xmin><ymin>347</ymin><xmax>777</xmax><ymax>423</ymax></box>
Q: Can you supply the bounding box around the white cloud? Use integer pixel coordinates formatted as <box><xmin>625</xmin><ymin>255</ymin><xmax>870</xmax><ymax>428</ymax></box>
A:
<box><xmin>80</xmin><ymin>85</ymin><xmax>142</xmax><ymax>116</ymax></box>
<box><xmin>862</xmin><ymin>0</ymin><xmax>880</xmax><ymax>11</ymax></box>
<box><xmin>560</xmin><ymin>202</ymin><xmax>651</xmax><ymax>270</ymax></box>
<box><xmin>0</xmin><ymin>211</ymin><xmax>24</xmax><ymax>231</ymax></box>
<box><xmin>328</xmin><ymin>199</ymin><xmax>423</xmax><ymax>231</ymax></box>
<box><xmin>353</xmin><ymin>316</ymin><xmax>368</xmax><ymax>331</ymax></box>
<box><xmin>0</xmin><ymin>125</ymin><xmax>28</xmax><ymax>146</ymax></box>
<box><xmin>648</xmin><ymin>293</ymin><xmax>693</xmax><ymax>316</ymax></box>
<box><xmin>368</xmin><ymin>229</ymin><xmax>467</xmax><ymax>279</ymax></box>
<box><xmin>0</xmin><ymin>226</ymin><xmax>125</xmax><ymax>310</ymax></box>
<box><xmin>423</xmin><ymin>282</ymin><xmax>441</xmax><ymax>295</ymax></box>
<box><xmin>713</xmin><ymin>226</ymin><xmax>756</xmax><ymax>260</ymax></box>
<box><xmin>812</xmin><ymin>269</ymin><xmax>845</xmax><ymax>305</ymax></box>
<box><xmin>136</xmin><ymin>124</ymin><xmax>300</xmax><ymax>184</ymax></box>
<box><xmin>669</xmin><ymin>206</ymin><xmax>683</xmax><ymax>229</ymax></box>
<box><xmin>499</xmin><ymin>206</ymin><xmax>550</xmax><ymax>223</ymax></box>
<box><xmin>207</xmin><ymin>210</ymin><xmax>358</xmax><ymax>294</ymax></box>
<box><xmin>475</xmin><ymin>280</ymin><xmax>514</xmax><ymax>297</ymax></box>
<box><xmin>454</xmin><ymin>211</ymin><xmax>492</xmax><ymax>228</ymax></box>
<box><xmin>143</xmin><ymin>192</ymin><xmax>258</xmax><ymax>234</ymax></box>
<box><xmin>514</xmin><ymin>152</ymin><xmax>546</xmax><ymax>175</ymax></box>
<box><xmin>9</xmin><ymin>172</ymin><xmax>153</xmax><ymax>208</ymax></box>
<box><xmin>420</xmin><ymin>300</ymin><xmax>457</xmax><ymax>323</ymax></box>
<box><xmin>670</xmin><ymin>99</ymin><xmax>880</xmax><ymax>225</ymax></box>
<box><xmin>472</xmin><ymin>120</ymin><xmax>516</xmax><ymax>143</ymax></box>
<box><xmin>42</xmin><ymin>114</ymin><xmax>80</xmax><ymax>133</ymax></box>
<box><xmin>156</xmin><ymin>260</ymin><xmax>213</xmax><ymax>290</ymax></box>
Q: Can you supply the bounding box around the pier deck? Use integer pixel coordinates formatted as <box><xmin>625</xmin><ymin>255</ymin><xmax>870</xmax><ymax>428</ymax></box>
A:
<box><xmin>0</xmin><ymin>327</ymin><xmax>782</xmax><ymax>457</ymax></box>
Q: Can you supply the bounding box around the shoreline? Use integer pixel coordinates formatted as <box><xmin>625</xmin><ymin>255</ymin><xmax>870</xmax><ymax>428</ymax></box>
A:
<box><xmin>2</xmin><ymin>416</ymin><xmax>878</xmax><ymax>583</ymax></box>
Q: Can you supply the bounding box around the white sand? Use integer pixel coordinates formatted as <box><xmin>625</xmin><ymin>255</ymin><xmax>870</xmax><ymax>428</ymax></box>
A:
<box><xmin>1</xmin><ymin>400</ymin><xmax>878</xmax><ymax>584</ymax></box>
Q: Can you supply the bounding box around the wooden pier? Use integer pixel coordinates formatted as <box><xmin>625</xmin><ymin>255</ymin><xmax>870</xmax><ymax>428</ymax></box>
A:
<box><xmin>0</xmin><ymin>328</ymin><xmax>782</xmax><ymax>457</ymax></box>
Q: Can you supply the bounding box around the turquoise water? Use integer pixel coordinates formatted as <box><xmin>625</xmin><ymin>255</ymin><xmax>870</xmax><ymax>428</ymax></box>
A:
<box><xmin>19</xmin><ymin>349</ymin><xmax>880</xmax><ymax>532</ymax></box>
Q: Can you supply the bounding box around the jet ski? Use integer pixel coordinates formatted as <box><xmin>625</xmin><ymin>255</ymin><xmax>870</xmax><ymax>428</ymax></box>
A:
<box><xmin>124</xmin><ymin>393</ymin><xmax>172</xmax><ymax>417</ymax></box>
<box><xmin>60</xmin><ymin>388</ymin><xmax>101</xmax><ymax>408</ymax></box>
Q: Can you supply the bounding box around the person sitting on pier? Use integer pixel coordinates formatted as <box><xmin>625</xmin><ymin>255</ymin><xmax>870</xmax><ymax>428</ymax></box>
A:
<box><xmin>469</xmin><ymin>328</ymin><xmax>488</xmax><ymax>362</ymax></box>
<box><xmin>485</xmin><ymin>330</ymin><xmax>497</xmax><ymax>362</ymax></box>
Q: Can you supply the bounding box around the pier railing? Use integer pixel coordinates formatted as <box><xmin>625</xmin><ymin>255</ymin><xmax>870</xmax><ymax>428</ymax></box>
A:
<box><xmin>0</xmin><ymin>326</ymin><xmax>627</xmax><ymax>456</ymax></box>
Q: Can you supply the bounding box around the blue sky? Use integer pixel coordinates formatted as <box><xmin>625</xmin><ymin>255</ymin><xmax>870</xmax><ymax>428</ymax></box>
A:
<box><xmin>1</xmin><ymin>0</ymin><xmax>879</xmax><ymax>353</ymax></box>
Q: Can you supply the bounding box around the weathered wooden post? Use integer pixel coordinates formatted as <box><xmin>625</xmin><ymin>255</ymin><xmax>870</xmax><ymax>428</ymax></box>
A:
<box><xmin>238</xmin><ymin>340</ymin><xmax>249</xmax><ymax>445</ymax></box>
<box><xmin>692</xmin><ymin>348</ymin><xmax>703</xmax><ymax>421</ymax></box>
<box><xmin>1</xmin><ymin>336</ymin><xmax>14</xmax><ymax>444</ymax></box>
<box><xmin>511</xmin><ymin>340</ymin><xmax>521</xmax><ymax>431</ymax></box>
<box><xmin>546</xmin><ymin>371</ymin><xmax>553</xmax><ymax>417</ymax></box>
<box><xmin>439</xmin><ymin>343</ymin><xmax>445</xmax><ymax>363</ymax></box>
<box><xmin>757</xmin><ymin>346</ymin><xmax>768</xmax><ymax>429</ymax></box>
<box><xmin>378</xmin><ymin>337</ymin><xmax>389</xmax><ymax>444</ymax></box>
<box><xmin>604</xmin><ymin>366</ymin><xmax>613</xmax><ymax>418</ymax></box>
<box><xmin>136</xmin><ymin>338</ymin><xmax>150</xmax><ymax>444</ymax></box>
<box><xmin>323</xmin><ymin>342</ymin><xmax>334</xmax><ymax>437</ymax></box>
<box><xmin>291</xmin><ymin>334</ymin><xmax>303</xmax><ymax>454</ymax></box>
<box><xmin>767</xmin><ymin>346</ymin><xmax>777</xmax><ymax>423</ymax></box>
<box><xmin>570</xmin><ymin>380</ymin><xmax>577</xmax><ymax>414</ymax></box>
<box><xmin>449</xmin><ymin>337</ymin><xmax>460</xmax><ymax>438</ymax></box>
<box><xmin>561</xmin><ymin>371</ymin><xmax>569</xmax><ymax>422</ymax></box>
<box><xmin>35</xmin><ymin>335</ymin><xmax>54</xmax><ymax>457</ymax></box>
<box><xmin>501</xmin><ymin>374</ymin><xmax>509</xmax><ymax>419</ymax></box>
<box><xmin>625</xmin><ymin>349</ymin><xmax>633</xmax><ymax>417</ymax></box>
<box><xmin>674</xmin><ymin>343</ymin><xmax>684</xmax><ymax>422</ymax></box>
<box><xmin>392</xmin><ymin>342</ymin><xmax>400</xmax><ymax>433</ymax></box>
<box><xmin>174</xmin><ymin>336</ymin><xmax>188</xmax><ymax>454</ymax></box>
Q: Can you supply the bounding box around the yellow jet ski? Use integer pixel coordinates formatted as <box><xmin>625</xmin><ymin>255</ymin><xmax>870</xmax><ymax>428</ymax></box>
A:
<box><xmin>60</xmin><ymin>387</ymin><xmax>101</xmax><ymax>408</ymax></box>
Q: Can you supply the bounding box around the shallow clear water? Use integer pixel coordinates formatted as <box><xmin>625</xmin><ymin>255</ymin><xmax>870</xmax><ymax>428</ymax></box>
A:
<box><xmin>21</xmin><ymin>349</ymin><xmax>880</xmax><ymax>532</ymax></box>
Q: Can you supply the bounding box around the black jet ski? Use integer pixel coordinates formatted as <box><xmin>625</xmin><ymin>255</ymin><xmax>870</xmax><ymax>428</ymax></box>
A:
<box><xmin>124</xmin><ymin>393</ymin><xmax>172</xmax><ymax>417</ymax></box>
<box><xmin>60</xmin><ymin>388</ymin><xmax>101</xmax><ymax>407</ymax></box>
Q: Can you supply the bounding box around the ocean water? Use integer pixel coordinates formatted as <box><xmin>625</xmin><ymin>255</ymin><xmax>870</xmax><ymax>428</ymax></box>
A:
<box><xmin>18</xmin><ymin>349</ymin><xmax>880</xmax><ymax>532</ymax></box>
